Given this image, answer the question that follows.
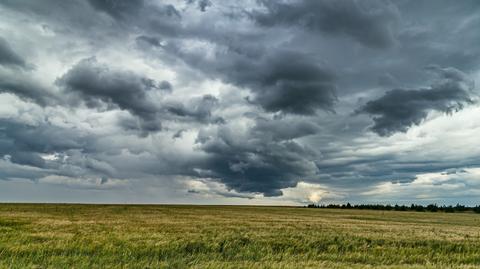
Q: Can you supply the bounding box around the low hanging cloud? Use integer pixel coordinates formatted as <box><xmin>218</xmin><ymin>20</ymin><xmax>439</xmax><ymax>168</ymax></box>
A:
<box><xmin>166</xmin><ymin>95</ymin><xmax>225</xmax><ymax>124</ymax></box>
<box><xmin>245</xmin><ymin>51</ymin><xmax>338</xmax><ymax>115</ymax></box>
<box><xmin>186</xmin><ymin>0</ymin><xmax>213</xmax><ymax>12</ymax></box>
<box><xmin>0</xmin><ymin>37</ymin><xmax>57</xmax><ymax>106</ymax></box>
<box><xmin>172</xmin><ymin>46</ymin><xmax>338</xmax><ymax>115</ymax></box>
<box><xmin>251</xmin><ymin>116</ymin><xmax>320</xmax><ymax>141</ymax></box>
<box><xmin>87</xmin><ymin>0</ymin><xmax>145</xmax><ymax>20</ymax></box>
<box><xmin>57</xmin><ymin>57</ymin><xmax>224</xmax><ymax>135</ymax></box>
<box><xmin>0</xmin><ymin>117</ymin><xmax>92</xmax><ymax>179</ymax></box>
<box><xmin>87</xmin><ymin>0</ymin><xmax>183</xmax><ymax>38</ymax></box>
<box><xmin>57</xmin><ymin>57</ymin><xmax>167</xmax><ymax>133</ymax></box>
<box><xmin>0</xmin><ymin>71</ymin><xmax>58</xmax><ymax>106</ymax></box>
<box><xmin>252</xmin><ymin>0</ymin><xmax>399</xmax><ymax>49</ymax></box>
<box><xmin>192</xmin><ymin>117</ymin><xmax>320</xmax><ymax>197</ymax></box>
<box><xmin>0</xmin><ymin>37</ymin><xmax>27</xmax><ymax>68</ymax></box>
<box><xmin>358</xmin><ymin>66</ymin><xmax>476</xmax><ymax>136</ymax></box>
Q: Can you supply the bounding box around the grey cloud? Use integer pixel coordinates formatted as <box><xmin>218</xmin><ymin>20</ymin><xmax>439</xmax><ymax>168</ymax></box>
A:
<box><xmin>87</xmin><ymin>0</ymin><xmax>182</xmax><ymax>37</ymax></box>
<box><xmin>6</xmin><ymin>0</ymin><xmax>341</xmax><ymax>116</ymax></box>
<box><xmin>166</xmin><ymin>95</ymin><xmax>225</xmax><ymax>124</ymax></box>
<box><xmin>172</xmin><ymin>129</ymin><xmax>186</xmax><ymax>139</ymax></box>
<box><xmin>57</xmin><ymin>57</ymin><xmax>164</xmax><ymax>133</ymax></box>
<box><xmin>174</xmin><ymin>47</ymin><xmax>337</xmax><ymax>115</ymax></box>
<box><xmin>0</xmin><ymin>71</ymin><xmax>58</xmax><ymax>106</ymax></box>
<box><xmin>0</xmin><ymin>118</ymin><xmax>119</xmax><ymax>182</ymax></box>
<box><xmin>248</xmin><ymin>51</ymin><xmax>337</xmax><ymax>114</ymax></box>
<box><xmin>0</xmin><ymin>38</ymin><xmax>58</xmax><ymax>106</ymax></box>
<box><xmin>191</xmin><ymin>117</ymin><xmax>320</xmax><ymax>196</ymax></box>
<box><xmin>0</xmin><ymin>158</ymin><xmax>50</xmax><ymax>182</ymax></box>
<box><xmin>2</xmin><ymin>0</ymin><xmax>480</xmax><ymax>204</ymax></box>
<box><xmin>251</xmin><ymin>117</ymin><xmax>320</xmax><ymax>141</ymax></box>
<box><xmin>136</xmin><ymin>35</ymin><xmax>163</xmax><ymax>48</ymax></box>
<box><xmin>117</xmin><ymin>117</ymin><xmax>163</xmax><ymax>137</ymax></box>
<box><xmin>186</xmin><ymin>0</ymin><xmax>212</xmax><ymax>12</ymax></box>
<box><xmin>358</xmin><ymin>66</ymin><xmax>476</xmax><ymax>136</ymax></box>
<box><xmin>0</xmin><ymin>119</ymin><xmax>87</xmax><ymax>156</ymax></box>
<box><xmin>100</xmin><ymin>176</ymin><xmax>108</xmax><ymax>184</ymax></box>
<box><xmin>0</xmin><ymin>37</ymin><xmax>27</xmax><ymax>68</ymax></box>
<box><xmin>198</xmin><ymin>189</ymin><xmax>254</xmax><ymax>199</ymax></box>
<box><xmin>9</xmin><ymin>152</ymin><xmax>46</xmax><ymax>168</ymax></box>
<box><xmin>0</xmin><ymin>0</ymin><xmax>109</xmax><ymax>40</ymax></box>
<box><xmin>57</xmin><ymin>58</ymin><xmax>223</xmax><ymax>134</ymax></box>
<box><xmin>158</xmin><ymin>80</ymin><xmax>173</xmax><ymax>92</ymax></box>
<box><xmin>197</xmin><ymin>0</ymin><xmax>212</xmax><ymax>12</ymax></box>
<box><xmin>87</xmin><ymin>0</ymin><xmax>144</xmax><ymax>20</ymax></box>
<box><xmin>252</xmin><ymin>0</ymin><xmax>399</xmax><ymax>49</ymax></box>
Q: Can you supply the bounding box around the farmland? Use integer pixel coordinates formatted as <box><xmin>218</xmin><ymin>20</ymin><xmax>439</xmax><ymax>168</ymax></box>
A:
<box><xmin>1</xmin><ymin>204</ymin><xmax>480</xmax><ymax>268</ymax></box>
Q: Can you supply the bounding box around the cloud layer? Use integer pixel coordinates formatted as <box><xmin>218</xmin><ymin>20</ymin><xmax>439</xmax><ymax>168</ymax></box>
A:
<box><xmin>0</xmin><ymin>0</ymin><xmax>479</xmax><ymax>204</ymax></box>
<box><xmin>358</xmin><ymin>66</ymin><xmax>476</xmax><ymax>136</ymax></box>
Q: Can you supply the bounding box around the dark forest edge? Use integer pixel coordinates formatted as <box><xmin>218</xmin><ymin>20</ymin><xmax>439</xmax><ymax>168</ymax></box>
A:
<box><xmin>306</xmin><ymin>203</ymin><xmax>480</xmax><ymax>213</ymax></box>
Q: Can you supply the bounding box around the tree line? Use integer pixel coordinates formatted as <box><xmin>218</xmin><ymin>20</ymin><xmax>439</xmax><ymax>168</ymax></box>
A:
<box><xmin>306</xmin><ymin>203</ymin><xmax>480</xmax><ymax>213</ymax></box>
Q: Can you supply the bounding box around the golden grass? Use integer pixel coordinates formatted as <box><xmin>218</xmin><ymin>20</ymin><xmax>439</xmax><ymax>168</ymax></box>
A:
<box><xmin>0</xmin><ymin>204</ymin><xmax>480</xmax><ymax>268</ymax></box>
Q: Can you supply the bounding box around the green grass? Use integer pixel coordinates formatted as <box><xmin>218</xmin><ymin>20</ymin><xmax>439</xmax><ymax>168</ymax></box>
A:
<box><xmin>1</xmin><ymin>204</ymin><xmax>480</xmax><ymax>268</ymax></box>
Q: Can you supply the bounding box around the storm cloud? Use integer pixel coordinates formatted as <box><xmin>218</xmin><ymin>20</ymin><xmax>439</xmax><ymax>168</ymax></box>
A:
<box><xmin>193</xmin><ymin>118</ymin><xmax>320</xmax><ymax>196</ymax></box>
<box><xmin>172</xmin><ymin>47</ymin><xmax>338</xmax><ymax>115</ymax></box>
<box><xmin>1</xmin><ymin>0</ymin><xmax>480</xmax><ymax>204</ymax></box>
<box><xmin>252</xmin><ymin>0</ymin><xmax>399</xmax><ymax>49</ymax></box>
<box><xmin>57</xmin><ymin>57</ymin><xmax>165</xmax><ymax>133</ymax></box>
<box><xmin>358</xmin><ymin>66</ymin><xmax>476</xmax><ymax>136</ymax></box>
<box><xmin>0</xmin><ymin>37</ymin><xmax>27</xmax><ymax>68</ymax></box>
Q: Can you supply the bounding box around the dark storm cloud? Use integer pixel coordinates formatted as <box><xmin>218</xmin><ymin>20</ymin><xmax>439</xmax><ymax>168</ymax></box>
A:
<box><xmin>57</xmin><ymin>57</ymin><xmax>164</xmax><ymax>133</ymax></box>
<box><xmin>0</xmin><ymin>73</ymin><xmax>58</xmax><ymax>106</ymax></box>
<box><xmin>57</xmin><ymin>58</ymin><xmax>224</xmax><ymax>134</ymax></box>
<box><xmin>188</xmin><ymin>186</ymin><xmax>255</xmax><ymax>199</ymax></box>
<box><xmin>136</xmin><ymin>35</ymin><xmax>163</xmax><ymax>48</ymax></box>
<box><xmin>166</xmin><ymin>95</ymin><xmax>225</xmax><ymax>124</ymax></box>
<box><xmin>185</xmin><ymin>0</ymin><xmax>212</xmax><ymax>12</ymax></box>
<box><xmin>87</xmin><ymin>0</ymin><xmax>183</xmax><ymax>37</ymax></box>
<box><xmin>0</xmin><ymin>37</ymin><xmax>57</xmax><ymax>106</ymax></box>
<box><xmin>252</xmin><ymin>0</ymin><xmax>399</xmax><ymax>49</ymax></box>
<box><xmin>0</xmin><ymin>0</ymin><xmax>110</xmax><ymax>41</ymax></box>
<box><xmin>192</xmin><ymin>118</ymin><xmax>320</xmax><ymax>196</ymax></box>
<box><xmin>2</xmin><ymin>0</ymin><xmax>480</xmax><ymax>203</ymax></box>
<box><xmin>358</xmin><ymin>66</ymin><xmax>476</xmax><ymax>136</ymax></box>
<box><xmin>0</xmin><ymin>118</ymin><xmax>95</xmax><ymax>181</ymax></box>
<box><xmin>0</xmin><ymin>119</ymin><xmax>87</xmax><ymax>156</ymax></box>
<box><xmin>87</xmin><ymin>0</ymin><xmax>145</xmax><ymax>20</ymax></box>
<box><xmin>247</xmin><ymin>51</ymin><xmax>337</xmax><ymax>115</ymax></box>
<box><xmin>251</xmin><ymin>117</ymin><xmax>320</xmax><ymax>141</ymax></box>
<box><xmin>0</xmin><ymin>37</ymin><xmax>27</xmax><ymax>68</ymax></box>
<box><xmin>174</xmin><ymin>47</ymin><xmax>338</xmax><ymax>115</ymax></box>
<box><xmin>197</xmin><ymin>0</ymin><xmax>212</xmax><ymax>12</ymax></box>
<box><xmin>8</xmin><ymin>151</ymin><xmax>46</xmax><ymax>168</ymax></box>
<box><xmin>0</xmin><ymin>118</ymin><xmax>120</xmax><ymax>182</ymax></box>
<box><xmin>158</xmin><ymin>80</ymin><xmax>173</xmax><ymax>92</ymax></box>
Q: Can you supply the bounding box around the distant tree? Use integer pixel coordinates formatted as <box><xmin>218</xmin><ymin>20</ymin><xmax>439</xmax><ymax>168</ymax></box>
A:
<box><xmin>454</xmin><ymin>203</ymin><xmax>466</xmax><ymax>212</ymax></box>
<box><xmin>305</xmin><ymin>202</ymin><xmax>478</xmax><ymax>214</ymax></box>
<box><xmin>444</xmin><ymin>206</ymin><xmax>455</xmax><ymax>213</ymax></box>
<box><xmin>426</xmin><ymin>204</ymin><xmax>438</xmax><ymax>212</ymax></box>
<box><xmin>474</xmin><ymin>206</ymin><xmax>480</xmax><ymax>214</ymax></box>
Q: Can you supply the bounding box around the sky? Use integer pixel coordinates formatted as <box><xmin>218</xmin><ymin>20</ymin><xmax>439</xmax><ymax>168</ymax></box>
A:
<box><xmin>0</xmin><ymin>0</ymin><xmax>480</xmax><ymax>205</ymax></box>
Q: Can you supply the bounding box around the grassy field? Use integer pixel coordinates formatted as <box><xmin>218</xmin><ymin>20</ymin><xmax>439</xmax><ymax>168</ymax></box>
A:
<box><xmin>1</xmin><ymin>204</ymin><xmax>480</xmax><ymax>268</ymax></box>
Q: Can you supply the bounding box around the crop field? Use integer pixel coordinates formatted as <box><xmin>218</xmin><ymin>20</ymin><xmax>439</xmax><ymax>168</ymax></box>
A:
<box><xmin>1</xmin><ymin>204</ymin><xmax>480</xmax><ymax>268</ymax></box>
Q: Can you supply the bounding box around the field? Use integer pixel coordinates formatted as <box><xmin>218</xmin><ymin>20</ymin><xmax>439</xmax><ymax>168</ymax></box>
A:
<box><xmin>1</xmin><ymin>204</ymin><xmax>480</xmax><ymax>268</ymax></box>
